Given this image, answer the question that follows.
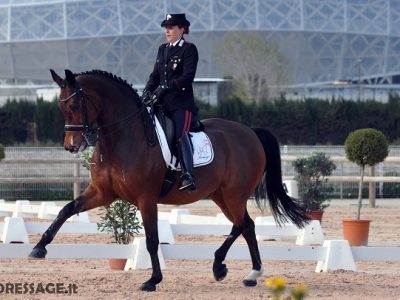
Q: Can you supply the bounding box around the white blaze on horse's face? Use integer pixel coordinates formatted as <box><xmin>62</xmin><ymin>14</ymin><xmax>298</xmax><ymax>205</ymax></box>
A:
<box><xmin>64</xmin><ymin>131</ymin><xmax>85</xmax><ymax>154</ymax></box>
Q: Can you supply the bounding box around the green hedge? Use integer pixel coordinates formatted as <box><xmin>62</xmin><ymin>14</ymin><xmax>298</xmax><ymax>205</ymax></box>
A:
<box><xmin>0</xmin><ymin>97</ymin><xmax>63</xmax><ymax>145</ymax></box>
<box><xmin>2</xmin><ymin>96</ymin><xmax>400</xmax><ymax>145</ymax></box>
<box><xmin>199</xmin><ymin>96</ymin><xmax>400</xmax><ymax>145</ymax></box>
<box><xmin>0</xmin><ymin>143</ymin><xmax>4</xmax><ymax>160</ymax></box>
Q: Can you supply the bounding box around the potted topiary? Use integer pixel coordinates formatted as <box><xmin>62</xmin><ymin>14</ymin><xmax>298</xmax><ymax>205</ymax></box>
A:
<box><xmin>97</xmin><ymin>199</ymin><xmax>142</xmax><ymax>270</ymax></box>
<box><xmin>292</xmin><ymin>152</ymin><xmax>336</xmax><ymax>222</ymax></box>
<box><xmin>343</xmin><ymin>128</ymin><xmax>389</xmax><ymax>246</ymax></box>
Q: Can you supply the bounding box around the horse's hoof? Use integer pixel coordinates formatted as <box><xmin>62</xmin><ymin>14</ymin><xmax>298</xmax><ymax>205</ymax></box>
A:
<box><xmin>139</xmin><ymin>282</ymin><xmax>156</xmax><ymax>292</ymax></box>
<box><xmin>28</xmin><ymin>247</ymin><xmax>47</xmax><ymax>259</ymax></box>
<box><xmin>213</xmin><ymin>263</ymin><xmax>228</xmax><ymax>281</ymax></box>
<box><xmin>243</xmin><ymin>279</ymin><xmax>257</xmax><ymax>287</ymax></box>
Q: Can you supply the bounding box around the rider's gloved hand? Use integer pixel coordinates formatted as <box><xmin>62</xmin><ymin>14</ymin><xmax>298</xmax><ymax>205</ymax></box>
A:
<box><xmin>149</xmin><ymin>85</ymin><xmax>169</xmax><ymax>104</ymax></box>
<box><xmin>140</xmin><ymin>89</ymin><xmax>152</xmax><ymax>105</ymax></box>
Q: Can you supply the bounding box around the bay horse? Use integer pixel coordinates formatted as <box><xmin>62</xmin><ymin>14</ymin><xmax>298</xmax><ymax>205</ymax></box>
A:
<box><xmin>29</xmin><ymin>69</ymin><xmax>309</xmax><ymax>292</ymax></box>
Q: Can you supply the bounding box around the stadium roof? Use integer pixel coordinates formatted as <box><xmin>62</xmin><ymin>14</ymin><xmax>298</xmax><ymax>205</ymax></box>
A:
<box><xmin>0</xmin><ymin>0</ymin><xmax>400</xmax><ymax>89</ymax></box>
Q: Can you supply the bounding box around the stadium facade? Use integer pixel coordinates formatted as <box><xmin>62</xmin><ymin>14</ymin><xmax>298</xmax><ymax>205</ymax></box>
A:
<box><xmin>1</xmin><ymin>0</ymin><xmax>400</xmax><ymax>103</ymax></box>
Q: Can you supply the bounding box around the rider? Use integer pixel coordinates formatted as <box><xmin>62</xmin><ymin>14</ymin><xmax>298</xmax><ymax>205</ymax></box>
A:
<box><xmin>141</xmin><ymin>13</ymin><xmax>199</xmax><ymax>192</ymax></box>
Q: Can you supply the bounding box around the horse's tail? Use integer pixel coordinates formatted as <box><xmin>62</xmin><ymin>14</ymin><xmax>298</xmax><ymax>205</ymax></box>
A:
<box><xmin>252</xmin><ymin>127</ymin><xmax>309</xmax><ymax>228</ymax></box>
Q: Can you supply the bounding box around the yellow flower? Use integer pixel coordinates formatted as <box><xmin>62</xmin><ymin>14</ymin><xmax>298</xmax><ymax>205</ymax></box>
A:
<box><xmin>265</xmin><ymin>276</ymin><xmax>287</xmax><ymax>292</ymax></box>
<box><xmin>291</xmin><ymin>284</ymin><xmax>309</xmax><ymax>300</ymax></box>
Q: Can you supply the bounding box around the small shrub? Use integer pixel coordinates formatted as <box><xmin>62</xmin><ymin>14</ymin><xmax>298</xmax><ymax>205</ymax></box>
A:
<box><xmin>97</xmin><ymin>199</ymin><xmax>142</xmax><ymax>244</ymax></box>
<box><xmin>292</xmin><ymin>152</ymin><xmax>336</xmax><ymax>211</ymax></box>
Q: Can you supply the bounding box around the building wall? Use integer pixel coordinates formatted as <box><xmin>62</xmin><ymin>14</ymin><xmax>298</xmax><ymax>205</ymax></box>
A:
<box><xmin>0</xmin><ymin>0</ymin><xmax>400</xmax><ymax>92</ymax></box>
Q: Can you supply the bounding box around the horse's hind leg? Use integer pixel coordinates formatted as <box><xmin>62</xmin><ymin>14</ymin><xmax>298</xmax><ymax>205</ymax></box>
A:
<box><xmin>210</xmin><ymin>197</ymin><xmax>244</xmax><ymax>281</ymax></box>
<box><xmin>29</xmin><ymin>185</ymin><xmax>108</xmax><ymax>258</ymax></box>
<box><xmin>213</xmin><ymin>224</ymin><xmax>243</xmax><ymax>281</ymax></box>
<box><xmin>241</xmin><ymin>210</ymin><xmax>263</xmax><ymax>287</ymax></box>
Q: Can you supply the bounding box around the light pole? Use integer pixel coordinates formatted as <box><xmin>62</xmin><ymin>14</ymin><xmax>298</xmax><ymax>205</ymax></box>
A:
<box><xmin>357</xmin><ymin>59</ymin><xmax>362</xmax><ymax>101</ymax></box>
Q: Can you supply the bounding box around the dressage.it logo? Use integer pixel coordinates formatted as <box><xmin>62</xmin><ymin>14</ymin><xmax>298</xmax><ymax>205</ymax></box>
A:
<box><xmin>0</xmin><ymin>282</ymin><xmax>78</xmax><ymax>295</ymax></box>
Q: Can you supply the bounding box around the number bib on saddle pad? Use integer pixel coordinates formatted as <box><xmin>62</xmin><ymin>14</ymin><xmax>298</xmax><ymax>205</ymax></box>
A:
<box><xmin>153</xmin><ymin>115</ymin><xmax>214</xmax><ymax>170</ymax></box>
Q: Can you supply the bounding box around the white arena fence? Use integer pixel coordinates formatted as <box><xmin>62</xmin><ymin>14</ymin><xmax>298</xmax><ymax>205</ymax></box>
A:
<box><xmin>0</xmin><ymin>199</ymin><xmax>89</xmax><ymax>222</ymax></box>
<box><xmin>0</xmin><ymin>201</ymin><xmax>324</xmax><ymax>246</ymax></box>
<box><xmin>2</xmin><ymin>146</ymin><xmax>400</xmax><ymax>200</ymax></box>
<box><xmin>0</xmin><ymin>239</ymin><xmax>399</xmax><ymax>273</ymax></box>
<box><xmin>0</xmin><ymin>201</ymin><xmax>399</xmax><ymax>273</ymax></box>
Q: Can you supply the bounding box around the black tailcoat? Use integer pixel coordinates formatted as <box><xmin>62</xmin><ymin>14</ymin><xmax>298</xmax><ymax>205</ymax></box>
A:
<box><xmin>144</xmin><ymin>38</ymin><xmax>199</xmax><ymax>113</ymax></box>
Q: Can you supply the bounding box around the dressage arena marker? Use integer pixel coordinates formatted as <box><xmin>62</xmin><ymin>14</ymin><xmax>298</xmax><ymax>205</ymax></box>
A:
<box><xmin>315</xmin><ymin>240</ymin><xmax>356</xmax><ymax>271</ymax></box>
<box><xmin>1</xmin><ymin>217</ymin><xmax>29</xmax><ymax>244</ymax></box>
<box><xmin>125</xmin><ymin>237</ymin><xmax>166</xmax><ymax>271</ymax></box>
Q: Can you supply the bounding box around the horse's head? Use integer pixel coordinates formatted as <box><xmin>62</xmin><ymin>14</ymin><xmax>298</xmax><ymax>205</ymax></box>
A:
<box><xmin>51</xmin><ymin>69</ymin><xmax>100</xmax><ymax>153</ymax></box>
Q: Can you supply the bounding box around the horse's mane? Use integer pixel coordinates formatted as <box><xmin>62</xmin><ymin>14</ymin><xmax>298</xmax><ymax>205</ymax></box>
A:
<box><xmin>76</xmin><ymin>69</ymin><xmax>139</xmax><ymax>98</ymax></box>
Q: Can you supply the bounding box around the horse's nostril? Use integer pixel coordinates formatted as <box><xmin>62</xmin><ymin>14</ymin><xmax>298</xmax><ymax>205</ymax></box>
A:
<box><xmin>64</xmin><ymin>145</ymin><xmax>76</xmax><ymax>153</ymax></box>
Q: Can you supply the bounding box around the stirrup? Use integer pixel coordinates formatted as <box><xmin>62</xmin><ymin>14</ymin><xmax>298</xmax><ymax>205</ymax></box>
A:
<box><xmin>178</xmin><ymin>173</ymin><xmax>196</xmax><ymax>191</ymax></box>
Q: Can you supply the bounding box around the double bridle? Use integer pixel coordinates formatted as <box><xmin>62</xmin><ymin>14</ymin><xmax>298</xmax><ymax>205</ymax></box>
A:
<box><xmin>59</xmin><ymin>85</ymin><xmax>148</xmax><ymax>147</ymax></box>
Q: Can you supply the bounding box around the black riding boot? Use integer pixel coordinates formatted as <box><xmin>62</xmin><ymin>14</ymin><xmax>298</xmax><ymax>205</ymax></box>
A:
<box><xmin>177</xmin><ymin>134</ymin><xmax>196</xmax><ymax>191</ymax></box>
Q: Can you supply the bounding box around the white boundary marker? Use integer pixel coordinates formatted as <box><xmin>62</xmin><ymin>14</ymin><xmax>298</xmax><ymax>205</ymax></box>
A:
<box><xmin>316</xmin><ymin>240</ymin><xmax>356</xmax><ymax>272</ymax></box>
<box><xmin>1</xmin><ymin>217</ymin><xmax>29</xmax><ymax>244</ymax></box>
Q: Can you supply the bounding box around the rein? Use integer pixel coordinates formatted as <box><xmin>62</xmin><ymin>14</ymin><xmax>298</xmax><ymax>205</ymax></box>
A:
<box><xmin>60</xmin><ymin>86</ymin><xmax>155</xmax><ymax>147</ymax></box>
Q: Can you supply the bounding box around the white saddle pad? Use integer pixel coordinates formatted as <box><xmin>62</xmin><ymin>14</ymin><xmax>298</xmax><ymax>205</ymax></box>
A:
<box><xmin>153</xmin><ymin>115</ymin><xmax>214</xmax><ymax>170</ymax></box>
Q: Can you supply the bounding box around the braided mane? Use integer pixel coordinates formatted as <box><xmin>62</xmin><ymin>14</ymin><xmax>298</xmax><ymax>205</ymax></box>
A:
<box><xmin>76</xmin><ymin>69</ymin><xmax>139</xmax><ymax>97</ymax></box>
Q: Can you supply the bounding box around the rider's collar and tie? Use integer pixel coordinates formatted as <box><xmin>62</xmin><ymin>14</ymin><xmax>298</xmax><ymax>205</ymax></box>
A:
<box><xmin>168</xmin><ymin>38</ymin><xmax>183</xmax><ymax>48</ymax></box>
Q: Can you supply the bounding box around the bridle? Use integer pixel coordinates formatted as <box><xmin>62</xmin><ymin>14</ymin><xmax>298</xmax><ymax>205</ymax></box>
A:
<box><xmin>59</xmin><ymin>85</ymin><xmax>148</xmax><ymax>147</ymax></box>
<box><xmin>59</xmin><ymin>86</ymin><xmax>99</xmax><ymax>146</ymax></box>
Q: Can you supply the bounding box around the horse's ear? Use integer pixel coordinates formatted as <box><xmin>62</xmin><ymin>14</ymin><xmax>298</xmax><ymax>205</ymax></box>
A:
<box><xmin>64</xmin><ymin>69</ymin><xmax>76</xmax><ymax>85</ymax></box>
<box><xmin>50</xmin><ymin>69</ymin><xmax>64</xmax><ymax>88</ymax></box>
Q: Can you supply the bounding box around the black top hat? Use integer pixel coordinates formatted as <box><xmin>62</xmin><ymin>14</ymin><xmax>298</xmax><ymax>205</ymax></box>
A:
<box><xmin>161</xmin><ymin>13</ymin><xmax>190</xmax><ymax>27</ymax></box>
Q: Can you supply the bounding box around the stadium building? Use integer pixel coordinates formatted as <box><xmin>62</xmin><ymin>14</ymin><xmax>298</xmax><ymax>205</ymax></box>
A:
<box><xmin>1</xmin><ymin>0</ymin><xmax>400</xmax><ymax>104</ymax></box>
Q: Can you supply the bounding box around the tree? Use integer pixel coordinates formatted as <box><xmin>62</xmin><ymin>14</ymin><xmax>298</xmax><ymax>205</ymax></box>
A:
<box><xmin>35</xmin><ymin>98</ymin><xmax>64</xmax><ymax>143</ymax></box>
<box><xmin>214</xmin><ymin>32</ymin><xmax>289</xmax><ymax>103</ymax></box>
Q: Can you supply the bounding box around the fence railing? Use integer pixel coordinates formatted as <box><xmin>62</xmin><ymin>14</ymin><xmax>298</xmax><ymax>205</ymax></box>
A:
<box><xmin>1</xmin><ymin>148</ymin><xmax>400</xmax><ymax>200</ymax></box>
<box><xmin>0</xmin><ymin>156</ymin><xmax>88</xmax><ymax>199</ymax></box>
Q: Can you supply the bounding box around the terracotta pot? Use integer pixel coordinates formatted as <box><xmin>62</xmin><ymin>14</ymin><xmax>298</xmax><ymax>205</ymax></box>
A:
<box><xmin>342</xmin><ymin>219</ymin><xmax>371</xmax><ymax>246</ymax></box>
<box><xmin>306</xmin><ymin>210</ymin><xmax>324</xmax><ymax>223</ymax></box>
<box><xmin>108</xmin><ymin>258</ymin><xmax>127</xmax><ymax>270</ymax></box>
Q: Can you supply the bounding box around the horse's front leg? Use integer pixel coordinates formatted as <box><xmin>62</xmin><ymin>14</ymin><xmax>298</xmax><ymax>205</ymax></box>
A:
<box><xmin>28</xmin><ymin>198</ymin><xmax>83</xmax><ymax>258</ymax></box>
<box><xmin>138</xmin><ymin>203</ymin><xmax>162</xmax><ymax>292</ymax></box>
<box><xmin>29</xmin><ymin>185</ymin><xmax>106</xmax><ymax>259</ymax></box>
